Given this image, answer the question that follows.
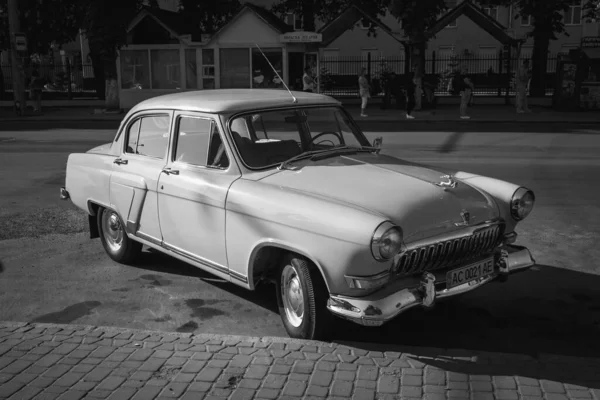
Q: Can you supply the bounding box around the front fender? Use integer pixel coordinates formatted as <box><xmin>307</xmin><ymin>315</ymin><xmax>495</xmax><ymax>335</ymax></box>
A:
<box><xmin>454</xmin><ymin>171</ymin><xmax>525</xmax><ymax>232</ymax></box>
<box><xmin>225</xmin><ymin>179</ymin><xmax>390</xmax><ymax>295</ymax></box>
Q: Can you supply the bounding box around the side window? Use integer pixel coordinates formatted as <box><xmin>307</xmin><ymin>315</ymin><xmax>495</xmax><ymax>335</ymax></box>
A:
<box><xmin>174</xmin><ymin>116</ymin><xmax>230</xmax><ymax>169</ymax></box>
<box><xmin>125</xmin><ymin>115</ymin><xmax>170</xmax><ymax>158</ymax></box>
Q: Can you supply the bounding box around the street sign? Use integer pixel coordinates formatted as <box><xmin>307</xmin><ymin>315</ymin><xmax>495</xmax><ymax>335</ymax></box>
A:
<box><xmin>280</xmin><ymin>32</ymin><xmax>322</xmax><ymax>43</ymax></box>
<box><xmin>581</xmin><ymin>36</ymin><xmax>600</xmax><ymax>48</ymax></box>
<box><xmin>14</xmin><ymin>33</ymin><xmax>27</xmax><ymax>51</ymax></box>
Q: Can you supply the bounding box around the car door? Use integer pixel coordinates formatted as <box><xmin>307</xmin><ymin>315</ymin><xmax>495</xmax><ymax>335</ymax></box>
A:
<box><xmin>110</xmin><ymin>111</ymin><xmax>172</xmax><ymax>244</ymax></box>
<box><xmin>157</xmin><ymin>112</ymin><xmax>241</xmax><ymax>280</ymax></box>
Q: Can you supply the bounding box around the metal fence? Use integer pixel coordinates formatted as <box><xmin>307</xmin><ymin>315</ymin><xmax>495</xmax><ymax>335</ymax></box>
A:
<box><xmin>320</xmin><ymin>53</ymin><xmax>561</xmax><ymax>98</ymax></box>
<box><xmin>0</xmin><ymin>63</ymin><xmax>97</xmax><ymax>98</ymax></box>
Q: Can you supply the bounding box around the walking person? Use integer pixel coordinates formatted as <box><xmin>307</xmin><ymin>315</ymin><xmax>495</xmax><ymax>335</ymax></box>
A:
<box><xmin>515</xmin><ymin>59</ymin><xmax>532</xmax><ymax>113</ymax></box>
<box><xmin>302</xmin><ymin>66</ymin><xmax>316</xmax><ymax>93</ymax></box>
<box><xmin>358</xmin><ymin>68</ymin><xmax>371</xmax><ymax>117</ymax></box>
<box><xmin>29</xmin><ymin>70</ymin><xmax>44</xmax><ymax>113</ymax></box>
<box><xmin>453</xmin><ymin>66</ymin><xmax>474</xmax><ymax>119</ymax></box>
<box><xmin>404</xmin><ymin>72</ymin><xmax>416</xmax><ymax>119</ymax></box>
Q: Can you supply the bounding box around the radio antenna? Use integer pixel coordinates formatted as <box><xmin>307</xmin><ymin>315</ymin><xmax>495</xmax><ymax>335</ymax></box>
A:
<box><xmin>254</xmin><ymin>43</ymin><xmax>297</xmax><ymax>103</ymax></box>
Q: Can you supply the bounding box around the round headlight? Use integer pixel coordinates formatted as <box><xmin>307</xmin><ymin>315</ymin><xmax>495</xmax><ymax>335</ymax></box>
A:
<box><xmin>371</xmin><ymin>221</ymin><xmax>405</xmax><ymax>262</ymax></box>
<box><xmin>511</xmin><ymin>187</ymin><xmax>535</xmax><ymax>221</ymax></box>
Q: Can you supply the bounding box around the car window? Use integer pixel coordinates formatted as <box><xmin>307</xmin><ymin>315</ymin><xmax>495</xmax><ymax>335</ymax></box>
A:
<box><xmin>126</xmin><ymin>115</ymin><xmax>170</xmax><ymax>159</ymax></box>
<box><xmin>174</xmin><ymin>116</ymin><xmax>230</xmax><ymax>169</ymax></box>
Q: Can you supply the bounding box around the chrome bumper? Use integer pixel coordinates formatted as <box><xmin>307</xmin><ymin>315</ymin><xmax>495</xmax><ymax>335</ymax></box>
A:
<box><xmin>60</xmin><ymin>187</ymin><xmax>70</xmax><ymax>200</ymax></box>
<box><xmin>326</xmin><ymin>244</ymin><xmax>535</xmax><ymax>327</ymax></box>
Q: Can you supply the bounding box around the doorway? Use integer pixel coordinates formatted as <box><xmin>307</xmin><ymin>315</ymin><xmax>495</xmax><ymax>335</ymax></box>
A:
<box><xmin>288</xmin><ymin>52</ymin><xmax>304</xmax><ymax>91</ymax></box>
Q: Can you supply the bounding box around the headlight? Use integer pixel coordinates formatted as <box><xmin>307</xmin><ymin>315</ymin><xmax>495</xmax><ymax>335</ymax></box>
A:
<box><xmin>510</xmin><ymin>187</ymin><xmax>535</xmax><ymax>221</ymax></box>
<box><xmin>371</xmin><ymin>221</ymin><xmax>405</xmax><ymax>262</ymax></box>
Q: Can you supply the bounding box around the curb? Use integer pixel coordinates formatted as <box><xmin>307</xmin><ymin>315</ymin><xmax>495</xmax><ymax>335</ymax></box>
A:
<box><xmin>3</xmin><ymin>321</ymin><xmax>600</xmax><ymax>366</ymax></box>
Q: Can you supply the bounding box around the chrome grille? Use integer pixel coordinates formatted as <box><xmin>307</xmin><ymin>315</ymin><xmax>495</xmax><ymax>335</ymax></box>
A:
<box><xmin>394</xmin><ymin>224</ymin><xmax>504</xmax><ymax>276</ymax></box>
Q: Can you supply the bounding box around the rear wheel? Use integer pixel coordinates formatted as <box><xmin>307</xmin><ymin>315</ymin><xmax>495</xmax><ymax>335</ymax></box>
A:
<box><xmin>276</xmin><ymin>254</ymin><xmax>333</xmax><ymax>340</ymax></box>
<box><xmin>97</xmin><ymin>207</ymin><xmax>142</xmax><ymax>264</ymax></box>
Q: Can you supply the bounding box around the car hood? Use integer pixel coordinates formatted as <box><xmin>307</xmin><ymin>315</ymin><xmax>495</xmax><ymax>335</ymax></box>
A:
<box><xmin>259</xmin><ymin>152</ymin><xmax>500</xmax><ymax>243</ymax></box>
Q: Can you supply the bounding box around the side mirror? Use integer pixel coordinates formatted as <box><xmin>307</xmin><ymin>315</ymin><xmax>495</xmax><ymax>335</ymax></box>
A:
<box><xmin>372</xmin><ymin>137</ymin><xmax>382</xmax><ymax>154</ymax></box>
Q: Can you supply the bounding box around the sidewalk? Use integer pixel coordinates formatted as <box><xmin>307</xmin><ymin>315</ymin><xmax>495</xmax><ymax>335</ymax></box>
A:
<box><xmin>2</xmin><ymin>103</ymin><xmax>600</xmax><ymax>124</ymax></box>
<box><xmin>0</xmin><ymin>322</ymin><xmax>599</xmax><ymax>400</ymax></box>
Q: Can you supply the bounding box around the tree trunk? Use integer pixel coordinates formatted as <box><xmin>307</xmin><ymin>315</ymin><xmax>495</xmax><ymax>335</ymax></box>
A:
<box><xmin>411</xmin><ymin>42</ymin><xmax>426</xmax><ymax>110</ymax></box>
<box><xmin>103</xmin><ymin>59</ymin><xmax>119</xmax><ymax>110</ymax></box>
<box><xmin>530</xmin><ymin>34</ymin><xmax>550</xmax><ymax>97</ymax></box>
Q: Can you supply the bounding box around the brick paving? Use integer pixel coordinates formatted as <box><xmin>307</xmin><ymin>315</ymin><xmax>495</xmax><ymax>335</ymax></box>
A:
<box><xmin>1</xmin><ymin>322</ymin><xmax>599</xmax><ymax>400</ymax></box>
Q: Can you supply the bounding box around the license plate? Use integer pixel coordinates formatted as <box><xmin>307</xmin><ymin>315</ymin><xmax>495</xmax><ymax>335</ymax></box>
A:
<box><xmin>446</xmin><ymin>257</ymin><xmax>495</xmax><ymax>289</ymax></box>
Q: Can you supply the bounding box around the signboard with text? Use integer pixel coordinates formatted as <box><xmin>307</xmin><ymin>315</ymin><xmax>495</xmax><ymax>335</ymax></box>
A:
<box><xmin>280</xmin><ymin>32</ymin><xmax>322</xmax><ymax>43</ymax></box>
<box><xmin>14</xmin><ymin>33</ymin><xmax>27</xmax><ymax>51</ymax></box>
<box><xmin>582</xmin><ymin>36</ymin><xmax>600</xmax><ymax>48</ymax></box>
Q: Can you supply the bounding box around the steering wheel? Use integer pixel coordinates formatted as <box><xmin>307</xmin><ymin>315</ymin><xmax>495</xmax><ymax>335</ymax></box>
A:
<box><xmin>310</xmin><ymin>131</ymin><xmax>343</xmax><ymax>147</ymax></box>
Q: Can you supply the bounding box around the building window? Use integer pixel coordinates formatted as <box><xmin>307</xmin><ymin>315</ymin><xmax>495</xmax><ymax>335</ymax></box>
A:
<box><xmin>521</xmin><ymin>14</ymin><xmax>532</xmax><ymax>26</ymax></box>
<box><xmin>150</xmin><ymin>49</ymin><xmax>181</xmax><ymax>89</ymax></box>
<box><xmin>120</xmin><ymin>50</ymin><xmax>150</xmax><ymax>89</ymax></box>
<box><xmin>251</xmin><ymin>48</ymin><xmax>283</xmax><ymax>89</ymax></box>
<box><xmin>445</xmin><ymin>0</ymin><xmax>457</xmax><ymax>27</ymax></box>
<box><xmin>202</xmin><ymin>49</ymin><xmax>215</xmax><ymax>89</ymax></box>
<box><xmin>285</xmin><ymin>12</ymin><xmax>302</xmax><ymax>30</ymax></box>
<box><xmin>185</xmin><ymin>49</ymin><xmax>198</xmax><ymax>89</ymax></box>
<box><xmin>220</xmin><ymin>48</ymin><xmax>250</xmax><ymax>89</ymax></box>
<box><xmin>565</xmin><ymin>0</ymin><xmax>582</xmax><ymax>25</ymax></box>
<box><xmin>484</xmin><ymin>7</ymin><xmax>498</xmax><ymax>20</ymax></box>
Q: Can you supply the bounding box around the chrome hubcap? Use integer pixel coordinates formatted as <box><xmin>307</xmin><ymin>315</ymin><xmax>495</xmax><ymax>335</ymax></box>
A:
<box><xmin>281</xmin><ymin>264</ymin><xmax>304</xmax><ymax>328</ymax></box>
<box><xmin>102</xmin><ymin>210</ymin><xmax>123</xmax><ymax>252</ymax></box>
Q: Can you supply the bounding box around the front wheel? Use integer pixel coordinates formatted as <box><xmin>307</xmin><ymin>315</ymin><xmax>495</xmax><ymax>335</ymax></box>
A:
<box><xmin>276</xmin><ymin>254</ymin><xmax>333</xmax><ymax>340</ymax></box>
<box><xmin>97</xmin><ymin>207</ymin><xmax>142</xmax><ymax>264</ymax></box>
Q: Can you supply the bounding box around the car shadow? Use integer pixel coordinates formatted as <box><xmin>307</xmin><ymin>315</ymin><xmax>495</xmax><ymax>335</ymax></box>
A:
<box><xmin>126</xmin><ymin>249</ymin><xmax>600</xmax><ymax>361</ymax></box>
<box><xmin>131</xmin><ymin>248</ymin><xmax>279</xmax><ymax>314</ymax></box>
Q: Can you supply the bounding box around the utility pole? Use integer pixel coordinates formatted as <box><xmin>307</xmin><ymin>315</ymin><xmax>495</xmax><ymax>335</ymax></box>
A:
<box><xmin>7</xmin><ymin>0</ymin><xmax>26</xmax><ymax>115</ymax></box>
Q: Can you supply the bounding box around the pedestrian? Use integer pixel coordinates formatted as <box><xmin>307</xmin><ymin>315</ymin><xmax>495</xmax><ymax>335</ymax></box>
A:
<box><xmin>453</xmin><ymin>66</ymin><xmax>474</xmax><ymax>119</ymax></box>
<box><xmin>516</xmin><ymin>59</ymin><xmax>532</xmax><ymax>113</ymax></box>
<box><xmin>404</xmin><ymin>72</ymin><xmax>416</xmax><ymax>119</ymax></box>
<box><xmin>358</xmin><ymin>68</ymin><xmax>371</xmax><ymax>117</ymax></box>
<box><xmin>302</xmin><ymin>66</ymin><xmax>316</xmax><ymax>93</ymax></box>
<box><xmin>29</xmin><ymin>70</ymin><xmax>44</xmax><ymax>113</ymax></box>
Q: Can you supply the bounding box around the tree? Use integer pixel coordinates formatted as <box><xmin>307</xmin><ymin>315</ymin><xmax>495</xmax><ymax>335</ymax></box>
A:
<box><xmin>178</xmin><ymin>0</ymin><xmax>242</xmax><ymax>34</ymax></box>
<box><xmin>79</xmin><ymin>0</ymin><xmax>145</xmax><ymax>110</ymax></box>
<box><xmin>270</xmin><ymin>0</ymin><xmax>390</xmax><ymax>34</ymax></box>
<box><xmin>479</xmin><ymin>0</ymin><xmax>575</xmax><ymax>97</ymax></box>
<box><xmin>388</xmin><ymin>0</ymin><xmax>448</xmax><ymax>109</ymax></box>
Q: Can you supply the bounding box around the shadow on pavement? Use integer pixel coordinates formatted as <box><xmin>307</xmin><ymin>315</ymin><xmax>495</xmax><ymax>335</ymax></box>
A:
<box><xmin>124</xmin><ymin>247</ymin><xmax>600</xmax><ymax>361</ymax></box>
<box><xmin>0</xmin><ymin>260</ymin><xmax>4</xmax><ymax>273</ymax></box>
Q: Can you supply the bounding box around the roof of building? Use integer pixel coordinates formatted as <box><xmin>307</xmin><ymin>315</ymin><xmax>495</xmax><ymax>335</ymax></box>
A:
<box><xmin>127</xmin><ymin>7</ymin><xmax>204</xmax><ymax>41</ymax></box>
<box><xmin>318</xmin><ymin>4</ymin><xmax>405</xmax><ymax>47</ymax></box>
<box><xmin>128</xmin><ymin>89</ymin><xmax>341</xmax><ymax>115</ymax></box>
<box><xmin>426</xmin><ymin>0</ymin><xmax>517</xmax><ymax>45</ymax></box>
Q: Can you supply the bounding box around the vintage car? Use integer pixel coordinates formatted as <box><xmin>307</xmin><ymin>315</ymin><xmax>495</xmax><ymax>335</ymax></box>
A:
<box><xmin>61</xmin><ymin>89</ymin><xmax>536</xmax><ymax>340</ymax></box>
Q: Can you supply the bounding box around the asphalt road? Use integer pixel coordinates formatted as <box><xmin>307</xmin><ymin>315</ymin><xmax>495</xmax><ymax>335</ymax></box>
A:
<box><xmin>1</xmin><ymin>123</ymin><xmax>600</xmax><ymax>360</ymax></box>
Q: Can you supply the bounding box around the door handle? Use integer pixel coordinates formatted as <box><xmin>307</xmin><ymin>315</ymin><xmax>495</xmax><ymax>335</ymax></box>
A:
<box><xmin>114</xmin><ymin>158</ymin><xmax>128</xmax><ymax>165</ymax></box>
<box><xmin>162</xmin><ymin>168</ymin><xmax>179</xmax><ymax>175</ymax></box>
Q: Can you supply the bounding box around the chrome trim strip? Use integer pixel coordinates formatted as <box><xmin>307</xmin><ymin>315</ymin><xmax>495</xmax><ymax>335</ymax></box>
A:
<box><xmin>162</xmin><ymin>242</ymin><xmax>229</xmax><ymax>275</ymax></box>
<box><xmin>328</xmin><ymin>245</ymin><xmax>534</xmax><ymax>327</ymax></box>
<box><xmin>126</xmin><ymin>221</ymin><xmax>138</xmax><ymax>235</ymax></box>
<box><xmin>230</xmin><ymin>270</ymin><xmax>248</xmax><ymax>284</ymax></box>
<box><xmin>135</xmin><ymin>231</ymin><xmax>162</xmax><ymax>247</ymax></box>
<box><xmin>403</xmin><ymin>220</ymin><xmax>502</xmax><ymax>250</ymax></box>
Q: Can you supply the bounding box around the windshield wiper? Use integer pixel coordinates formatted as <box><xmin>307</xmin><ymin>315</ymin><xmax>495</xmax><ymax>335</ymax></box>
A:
<box><xmin>279</xmin><ymin>147</ymin><xmax>350</xmax><ymax>170</ymax></box>
<box><xmin>279</xmin><ymin>146</ymin><xmax>371</xmax><ymax>170</ymax></box>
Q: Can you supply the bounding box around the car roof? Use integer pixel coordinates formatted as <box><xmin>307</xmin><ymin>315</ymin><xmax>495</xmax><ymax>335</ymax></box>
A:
<box><xmin>128</xmin><ymin>89</ymin><xmax>342</xmax><ymax>115</ymax></box>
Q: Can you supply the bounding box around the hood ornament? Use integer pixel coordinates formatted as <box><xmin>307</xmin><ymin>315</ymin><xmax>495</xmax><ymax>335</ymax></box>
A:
<box><xmin>435</xmin><ymin>174</ymin><xmax>458</xmax><ymax>189</ymax></box>
<box><xmin>455</xmin><ymin>210</ymin><xmax>471</xmax><ymax>227</ymax></box>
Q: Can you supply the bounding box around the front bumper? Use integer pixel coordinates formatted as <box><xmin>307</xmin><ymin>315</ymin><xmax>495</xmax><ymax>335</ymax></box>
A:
<box><xmin>326</xmin><ymin>244</ymin><xmax>535</xmax><ymax>327</ymax></box>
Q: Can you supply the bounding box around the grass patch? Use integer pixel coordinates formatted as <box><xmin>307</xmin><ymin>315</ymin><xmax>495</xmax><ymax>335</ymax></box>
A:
<box><xmin>0</xmin><ymin>206</ymin><xmax>88</xmax><ymax>241</ymax></box>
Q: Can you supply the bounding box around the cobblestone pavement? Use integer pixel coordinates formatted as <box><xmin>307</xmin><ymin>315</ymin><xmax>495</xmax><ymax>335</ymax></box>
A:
<box><xmin>1</xmin><ymin>322</ymin><xmax>599</xmax><ymax>400</ymax></box>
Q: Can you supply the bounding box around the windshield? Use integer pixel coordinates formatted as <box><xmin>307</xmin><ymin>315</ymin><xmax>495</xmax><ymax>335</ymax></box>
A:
<box><xmin>228</xmin><ymin>106</ymin><xmax>370</xmax><ymax>169</ymax></box>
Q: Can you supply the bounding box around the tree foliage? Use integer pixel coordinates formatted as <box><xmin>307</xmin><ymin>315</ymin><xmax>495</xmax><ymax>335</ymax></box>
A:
<box><xmin>387</xmin><ymin>0</ymin><xmax>448</xmax><ymax>42</ymax></box>
<box><xmin>0</xmin><ymin>0</ymin><xmax>82</xmax><ymax>55</ymax></box>
<box><xmin>270</xmin><ymin>0</ymin><xmax>390</xmax><ymax>33</ymax></box>
<box><xmin>178</xmin><ymin>0</ymin><xmax>242</xmax><ymax>34</ymax></box>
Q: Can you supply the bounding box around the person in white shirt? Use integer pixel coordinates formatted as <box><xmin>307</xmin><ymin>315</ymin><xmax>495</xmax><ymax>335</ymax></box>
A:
<box><xmin>358</xmin><ymin>68</ymin><xmax>371</xmax><ymax>117</ymax></box>
<box><xmin>303</xmin><ymin>67</ymin><xmax>316</xmax><ymax>92</ymax></box>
